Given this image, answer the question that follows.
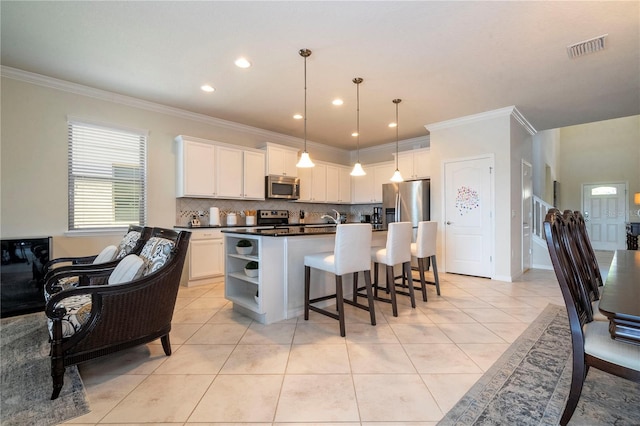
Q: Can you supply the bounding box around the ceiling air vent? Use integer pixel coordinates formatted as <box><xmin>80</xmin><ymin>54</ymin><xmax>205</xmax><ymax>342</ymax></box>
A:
<box><xmin>567</xmin><ymin>34</ymin><xmax>608</xmax><ymax>59</ymax></box>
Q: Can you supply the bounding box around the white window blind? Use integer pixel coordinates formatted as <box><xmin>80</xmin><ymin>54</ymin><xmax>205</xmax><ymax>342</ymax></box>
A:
<box><xmin>68</xmin><ymin>119</ymin><xmax>147</xmax><ymax>230</ymax></box>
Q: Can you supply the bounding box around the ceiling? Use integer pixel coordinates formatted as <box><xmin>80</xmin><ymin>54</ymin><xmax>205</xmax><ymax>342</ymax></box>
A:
<box><xmin>2</xmin><ymin>1</ymin><xmax>639</xmax><ymax>150</ymax></box>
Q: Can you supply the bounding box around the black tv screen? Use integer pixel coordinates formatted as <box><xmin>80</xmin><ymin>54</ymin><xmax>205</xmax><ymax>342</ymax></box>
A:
<box><xmin>1</xmin><ymin>236</ymin><xmax>52</xmax><ymax>318</ymax></box>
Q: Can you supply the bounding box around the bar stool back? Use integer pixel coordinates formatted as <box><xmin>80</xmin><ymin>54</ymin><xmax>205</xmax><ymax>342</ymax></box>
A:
<box><xmin>304</xmin><ymin>223</ymin><xmax>375</xmax><ymax>336</ymax></box>
<box><xmin>411</xmin><ymin>221</ymin><xmax>440</xmax><ymax>301</ymax></box>
<box><xmin>371</xmin><ymin>221</ymin><xmax>413</xmax><ymax>316</ymax></box>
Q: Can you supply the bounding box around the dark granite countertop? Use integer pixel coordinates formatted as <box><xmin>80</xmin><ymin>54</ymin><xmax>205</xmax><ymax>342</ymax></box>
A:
<box><xmin>221</xmin><ymin>224</ymin><xmax>386</xmax><ymax>237</ymax></box>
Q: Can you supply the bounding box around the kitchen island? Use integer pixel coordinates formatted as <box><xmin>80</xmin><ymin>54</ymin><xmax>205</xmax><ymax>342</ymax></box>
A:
<box><xmin>222</xmin><ymin>225</ymin><xmax>388</xmax><ymax>324</ymax></box>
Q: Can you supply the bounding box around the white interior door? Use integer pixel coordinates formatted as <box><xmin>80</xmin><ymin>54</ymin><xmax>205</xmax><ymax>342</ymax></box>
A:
<box><xmin>582</xmin><ymin>183</ymin><xmax>627</xmax><ymax>250</ymax></box>
<box><xmin>444</xmin><ymin>156</ymin><xmax>493</xmax><ymax>278</ymax></box>
<box><xmin>522</xmin><ymin>161</ymin><xmax>532</xmax><ymax>272</ymax></box>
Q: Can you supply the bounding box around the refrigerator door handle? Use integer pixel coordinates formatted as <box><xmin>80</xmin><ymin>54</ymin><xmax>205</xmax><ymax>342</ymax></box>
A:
<box><xmin>395</xmin><ymin>193</ymin><xmax>401</xmax><ymax>222</ymax></box>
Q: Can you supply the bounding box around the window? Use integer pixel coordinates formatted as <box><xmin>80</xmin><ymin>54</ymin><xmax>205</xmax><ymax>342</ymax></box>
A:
<box><xmin>68</xmin><ymin>119</ymin><xmax>147</xmax><ymax>230</ymax></box>
<box><xmin>591</xmin><ymin>186</ymin><xmax>617</xmax><ymax>196</ymax></box>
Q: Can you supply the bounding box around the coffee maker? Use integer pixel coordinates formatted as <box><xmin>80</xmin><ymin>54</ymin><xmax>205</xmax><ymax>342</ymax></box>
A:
<box><xmin>372</xmin><ymin>207</ymin><xmax>383</xmax><ymax>224</ymax></box>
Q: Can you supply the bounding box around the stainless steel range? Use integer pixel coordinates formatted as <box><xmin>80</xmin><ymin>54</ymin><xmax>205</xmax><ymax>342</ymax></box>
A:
<box><xmin>257</xmin><ymin>210</ymin><xmax>289</xmax><ymax>226</ymax></box>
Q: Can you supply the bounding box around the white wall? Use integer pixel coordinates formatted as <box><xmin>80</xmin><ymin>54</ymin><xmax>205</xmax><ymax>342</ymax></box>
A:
<box><xmin>0</xmin><ymin>75</ymin><xmax>346</xmax><ymax>255</ymax></box>
<box><xmin>532</xmin><ymin>128</ymin><xmax>560</xmax><ymax>204</ymax></box>
<box><xmin>426</xmin><ymin>107</ymin><xmax>533</xmax><ymax>281</ymax></box>
<box><xmin>558</xmin><ymin>115</ymin><xmax>640</xmax><ymax>219</ymax></box>
<box><xmin>509</xmin><ymin>115</ymin><xmax>534</xmax><ymax>278</ymax></box>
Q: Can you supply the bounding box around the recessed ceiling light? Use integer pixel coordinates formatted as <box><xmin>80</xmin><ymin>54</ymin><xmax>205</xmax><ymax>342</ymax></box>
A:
<box><xmin>388</xmin><ymin>122</ymin><xmax>397</xmax><ymax>128</ymax></box>
<box><xmin>352</xmin><ymin>132</ymin><xmax>359</xmax><ymax>137</ymax></box>
<box><xmin>201</xmin><ymin>85</ymin><xmax>215</xmax><ymax>93</ymax></box>
<box><xmin>234</xmin><ymin>58</ymin><xmax>251</xmax><ymax>68</ymax></box>
<box><xmin>332</xmin><ymin>99</ymin><xmax>344</xmax><ymax>106</ymax></box>
<box><xmin>293</xmin><ymin>114</ymin><xmax>303</xmax><ymax>120</ymax></box>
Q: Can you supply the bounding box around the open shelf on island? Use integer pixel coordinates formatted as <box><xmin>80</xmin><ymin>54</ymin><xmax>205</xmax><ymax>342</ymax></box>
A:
<box><xmin>228</xmin><ymin>253</ymin><xmax>258</xmax><ymax>262</ymax></box>
<box><xmin>228</xmin><ymin>271</ymin><xmax>259</xmax><ymax>285</ymax></box>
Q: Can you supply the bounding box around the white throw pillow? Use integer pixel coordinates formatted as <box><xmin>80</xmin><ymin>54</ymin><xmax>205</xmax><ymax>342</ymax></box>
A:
<box><xmin>93</xmin><ymin>245</ymin><xmax>118</xmax><ymax>264</ymax></box>
<box><xmin>108</xmin><ymin>254</ymin><xmax>144</xmax><ymax>285</ymax></box>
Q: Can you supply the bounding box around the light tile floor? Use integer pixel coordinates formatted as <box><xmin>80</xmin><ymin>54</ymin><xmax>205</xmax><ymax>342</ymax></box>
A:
<box><xmin>62</xmin><ymin>267</ymin><xmax>572</xmax><ymax>425</ymax></box>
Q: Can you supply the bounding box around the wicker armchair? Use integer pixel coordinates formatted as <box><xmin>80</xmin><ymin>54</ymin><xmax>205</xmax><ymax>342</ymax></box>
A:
<box><xmin>44</xmin><ymin>228</ymin><xmax>191</xmax><ymax>399</ymax></box>
<box><xmin>41</xmin><ymin>225</ymin><xmax>152</xmax><ymax>288</ymax></box>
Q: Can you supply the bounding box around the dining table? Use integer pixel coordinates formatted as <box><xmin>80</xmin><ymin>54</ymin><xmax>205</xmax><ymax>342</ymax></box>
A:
<box><xmin>598</xmin><ymin>249</ymin><xmax>640</xmax><ymax>345</ymax></box>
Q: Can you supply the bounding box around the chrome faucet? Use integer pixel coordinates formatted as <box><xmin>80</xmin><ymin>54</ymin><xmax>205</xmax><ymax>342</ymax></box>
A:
<box><xmin>321</xmin><ymin>209</ymin><xmax>341</xmax><ymax>225</ymax></box>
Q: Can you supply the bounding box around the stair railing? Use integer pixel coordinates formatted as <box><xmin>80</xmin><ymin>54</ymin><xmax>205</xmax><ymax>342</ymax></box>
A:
<box><xmin>533</xmin><ymin>195</ymin><xmax>555</xmax><ymax>241</ymax></box>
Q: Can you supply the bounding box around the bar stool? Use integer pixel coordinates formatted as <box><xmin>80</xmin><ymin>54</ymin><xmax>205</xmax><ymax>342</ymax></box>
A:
<box><xmin>304</xmin><ymin>223</ymin><xmax>376</xmax><ymax>337</ymax></box>
<box><xmin>410</xmin><ymin>221</ymin><xmax>440</xmax><ymax>301</ymax></box>
<box><xmin>371</xmin><ymin>221</ymin><xmax>413</xmax><ymax>317</ymax></box>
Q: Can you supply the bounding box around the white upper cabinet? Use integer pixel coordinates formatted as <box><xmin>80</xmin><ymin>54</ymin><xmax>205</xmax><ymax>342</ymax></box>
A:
<box><xmin>176</xmin><ymin>137</ymin><xmax>216</xmax><ymax>198</ymax></box>
<box><xmin>176</xmin><ymin>136</ymin><xmax>265</xmax><ymax>200</ymax></box>
<box><xmin>351</xmin><ymin>162</ymin><xmax>395</xmax><ymax>204</ymax></box>
<box><xmin>373</xmin><ymin>163</ymin><xmax>395</xmax><ymax>202</ymax></box>
<box><xmin>395</xmin><ymin>148</ymin><xmax>431</xmax><ymax>180</ymax></box>
<box><xmin>216</xmin><ymin>146</ymin><xmax>244</xmax><ymax>199</ymax></box>
<box><xmin>216</xmin><ymin>146</ymin><xmax>266</xmax><ymax>200</ymax></box>
<box><xmin>243</xmin><ymin>150</ymin><xmax>266</xmax><ymax>199</ymax></box>
<box><xmin>265</xmin><ymin>143</ymin><xmax>299</xmax><ymax>177</ymax></box>
<box><xmin>326</xmin><ymin>165</ymin><xmax>352</xmax><ymax>204</ymax></box>
<box><xmin>298</xmin><ymin>163</ymin><xmax>327</xmax><ymax>202</ymax></box>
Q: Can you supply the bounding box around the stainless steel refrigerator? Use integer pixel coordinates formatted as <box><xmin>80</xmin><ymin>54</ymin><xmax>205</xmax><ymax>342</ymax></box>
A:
<box><xmin>382</xmin><ymin>179</ymin><xmax>430</xmax><ymax>231</ymax></box>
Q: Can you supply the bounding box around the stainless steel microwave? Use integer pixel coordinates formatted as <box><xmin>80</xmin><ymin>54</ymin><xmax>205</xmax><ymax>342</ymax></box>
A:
<box><xmin>265</xmin><ymin>175</ymin><xmax>300</xmax><ymax>200</ymax></box>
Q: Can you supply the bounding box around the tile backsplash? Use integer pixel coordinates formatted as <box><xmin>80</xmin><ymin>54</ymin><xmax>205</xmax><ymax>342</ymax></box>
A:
<box><xmin>177</xmin><ymin>198</ymin><xmax>381</xmax><ymax>227</ymax></box>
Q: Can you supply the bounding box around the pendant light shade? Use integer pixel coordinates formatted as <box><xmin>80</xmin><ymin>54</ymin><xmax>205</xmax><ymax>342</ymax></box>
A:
<box><xmin>297</xmin><ymin>151</ymin><xmax>314</xmax><ymax>168</ymax></box>
<box><xmin>390</xmin><ymin>169</ymin><xmax>404</xmax><ymax>182</ymax></box>
<box><xmin>296</xmin><ymin>48</ymin><xmax>315</xmax><ymax>168</ymax></box>
<box><xmin>350</xmin><ymin>77</ymin><xmax>366</xmax><ymax>176</ymax></box>
<box><xmin>390</xmin><ymin>98</ymin><xmax>404</xmax><ymax>182</ymax></box>
<box><xmin>351</xmin><ymin>162</ymin><xmax>366</xmax><ymax>176</ymax></box>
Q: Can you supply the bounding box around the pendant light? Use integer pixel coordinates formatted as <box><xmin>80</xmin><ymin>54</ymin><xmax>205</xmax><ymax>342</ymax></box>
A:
<box><xmin>296</xmin><ymin>48</ymin><xmax>315</xmax><ymax>168</ymax></box>
<box><xmin>390</xmin><ymin>98</ymin><xmax>404</xmax><ymax>182</ymax></box>
<box><xmin>350</xmin><ymin>77</ymin><xmax>366</xmax><ymax>176</ymax></box>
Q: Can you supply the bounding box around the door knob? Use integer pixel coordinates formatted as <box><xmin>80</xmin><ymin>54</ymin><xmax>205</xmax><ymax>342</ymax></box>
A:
<box><xmin>446</xmin><ymin>221</ymin><xmax>453</xmax><ymax>225</ymax></box>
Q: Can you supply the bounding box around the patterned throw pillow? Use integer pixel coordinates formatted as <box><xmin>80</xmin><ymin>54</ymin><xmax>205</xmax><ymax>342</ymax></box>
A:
<box><xmin>47</xmin><ymin>294</ymin><xmax>92</xmax><ymax>338</ymax></box>
<box><xmin>44</xmin><ymin>276</ymin><xmax>79</xmax><ymax>302</ymax></box>
<box><xmin>139</xmin><ymin>237</ymin><xmax>175</xmax><ymax>276</ymax></box>
<box><xmin>115</xmin><ymin>230</ymin><xmax>142</xmax><ymax>259</ymax></box>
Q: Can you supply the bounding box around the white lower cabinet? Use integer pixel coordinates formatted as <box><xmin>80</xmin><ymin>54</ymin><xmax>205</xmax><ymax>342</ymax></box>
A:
<box><xmin>181</xmin><ymin>229</ymin><xmax>224</xmax><ymax>287</ymax></box>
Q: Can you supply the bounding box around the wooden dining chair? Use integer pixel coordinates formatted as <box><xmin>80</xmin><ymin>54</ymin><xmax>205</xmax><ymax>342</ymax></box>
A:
<box><xmin>562</xmin><ymin>210</ymin><xmax>609</xmax><ymax>321</ymax></box>
<box><xmin>573</xmin><ymin>211</ymin><xmax>605</xmax><ymax>288</ymax></box>
<box><xmin>544</xmin><ymin>210</ymin><xmax>640</xmax><ymax>426</ymax></box>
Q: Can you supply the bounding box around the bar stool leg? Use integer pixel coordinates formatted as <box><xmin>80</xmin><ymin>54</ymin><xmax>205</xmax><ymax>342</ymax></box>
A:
<box><xmin>335</xmin><ymin>275</ymin><xmax>346</xmax><ymax>337</ymax></box>
<box><xmin>364</xmin><ymin>270</ymin><xmax>376</xmax><ymax>326</ymax></box>
<box><xmin>386</xmin><ymin>265</ymin><xmax>398</xmax><ymax>317</ymax></box>
<box><xmin>404</xmin><ymin>261</ymin><xmax>416</xmax><ymax>308</ymax></box>
<box><xmin>417</xmin><ymin>257</ymin><xmax>428</xmax><ymax>301</ymax></box>
<box><xmin>431</xmin><ymin>255</ymin><xmax>441</xmax><ymax>296</ymax></box>
<box><xmin>373</xmin><ymin>262</ymin><xmax>379</xmax><ymax>298</ymax></box>
<box><xmin>304</xmin><ymin>266</ymin><xmax>311</xmax><ymax>320</ymax></box>
<box><xmin>352</xmin><ymin>271</ymin><xmax>359</xmax><ymax>304</ymax></box>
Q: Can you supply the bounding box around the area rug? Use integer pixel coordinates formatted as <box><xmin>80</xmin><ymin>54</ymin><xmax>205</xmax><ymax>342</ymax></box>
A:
<box><xmin>438</xmin><ymin>304</ymin><xmax>640</xmax><ymax>425</ymax></box>
<box><xmin>1</xmin><ymin>312</ymin><xmax>90</xmax><ymax>426</ymax></box>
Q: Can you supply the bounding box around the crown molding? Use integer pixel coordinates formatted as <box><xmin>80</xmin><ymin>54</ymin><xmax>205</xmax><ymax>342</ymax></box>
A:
<box><xmin>2</xmin><ymin>66</ymin><xmax>431</xmax><ymax>156</ymax></box>
<box><xmin>1</xmin><ymin>65</ymin><xmax>350</xmax><ymax>155</ymax></box>
<box><xmin>511</xmin><ymin>106</ymin><xmax>537</xmax><ymax>136</ymax></box>
<box><xmin>359</xmin><ymin>135</ymin><xmax>430</xmax><ymax>157</ymax></box>
<box><xmin>425</xmin><ymin>105</ymin><xmax>536</xmax><ymax>135</ymax></box>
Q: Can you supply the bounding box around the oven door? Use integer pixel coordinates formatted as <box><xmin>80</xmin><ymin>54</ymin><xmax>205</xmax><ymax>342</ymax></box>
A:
<box><xmin>266</xmin><ymin>175</ymin><xmax>299</xmax><ymax>199</ymax></box>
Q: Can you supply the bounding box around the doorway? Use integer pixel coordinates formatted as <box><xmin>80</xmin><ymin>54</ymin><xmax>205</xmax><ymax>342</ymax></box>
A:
<box><xmin>582</xmin><ymin>182</ymin><xmax>627</xmax><ymax>250</ymax></box>
<box><xmin>444</xmin><ymin>156</ymin><xmax>494</xmax><ymax>278</ymax></box>
<box><xmin>522</xmin><ymin>161</ymin><xmax>532</xmax><ymax>272</ymax></box>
